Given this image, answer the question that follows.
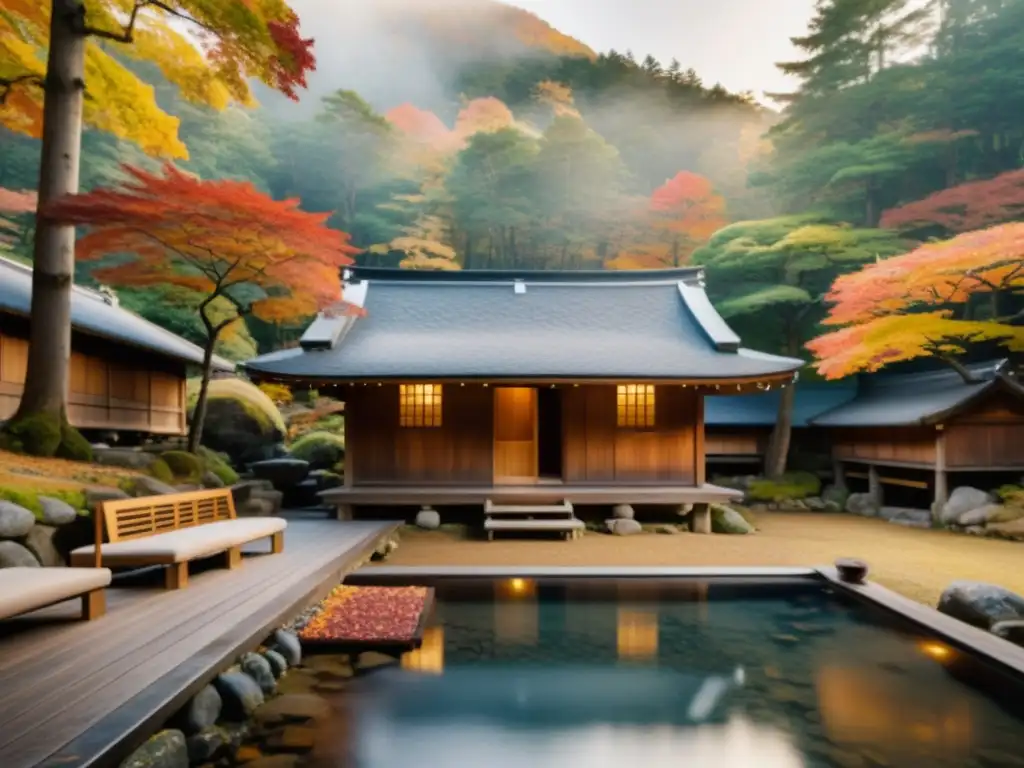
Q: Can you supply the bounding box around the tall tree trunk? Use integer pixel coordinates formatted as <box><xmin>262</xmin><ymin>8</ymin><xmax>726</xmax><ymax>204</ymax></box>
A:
<box><xmin>12</xmin><ymin>0</ymin><xmax>86</xmax><ymax>432</ymax></box>
<box><xmin>763</xmin><ymin>329</ymin><xmax>800</xmax><ymax>477</ymax></box>
<box><xmin>763</xmin><ymin>384</ymin><xmax>795</xmax><ymax>478</ymax></box>
<box><xmin>187</xmin><ymin>331</ymin><xmax>220</xmax><ymax>453</ymax></box>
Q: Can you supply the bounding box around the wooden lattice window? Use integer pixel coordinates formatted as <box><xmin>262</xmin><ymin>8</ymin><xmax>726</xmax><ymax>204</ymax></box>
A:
<box><xmin>399</xmin><ymin>384</ymin><xmax>443</xmax><ymax>427</ymax></box>
<box><xmin>617</xmin><ymin>384</ymin><xmax>655</xmax><ymax>428</ymax></box>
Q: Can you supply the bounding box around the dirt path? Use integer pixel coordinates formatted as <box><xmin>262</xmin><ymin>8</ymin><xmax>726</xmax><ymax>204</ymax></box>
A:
<box><xmin>377</xmin><ymin>512</ymin><xmax>1024</xmax><ymax>606</ymax></box>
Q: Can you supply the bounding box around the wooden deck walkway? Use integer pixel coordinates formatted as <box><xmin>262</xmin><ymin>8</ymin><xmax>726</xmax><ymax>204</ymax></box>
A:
<box><xmin>0</xmin><ymin>518</ymin><xmax>397</xmax><ymax>768</ymax></box>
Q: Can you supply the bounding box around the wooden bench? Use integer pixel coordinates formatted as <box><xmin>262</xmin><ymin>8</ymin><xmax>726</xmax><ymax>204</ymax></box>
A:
<box><xmin>69</xmin><ymin>488</ymin><xmax>287</xmax><ymax>590</ymax></box>
<box><xmin>0</xmin><ymin>567</ymin><xmax>112</xmax><ymax>622</ymax></box>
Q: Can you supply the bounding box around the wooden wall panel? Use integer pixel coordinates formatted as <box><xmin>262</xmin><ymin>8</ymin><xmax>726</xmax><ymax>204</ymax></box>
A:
<box><xmin>0</xmin><ymin>329</ymin><xmax>187</xmax><ymax>435</ymax></box>
<box><xmin>946</xmin><ymin>419</ymin><xmax>1024</xmax><ymax>469</ymax></box>
<box><xmin>347</xmin><ymin>384</ymin><xmax>493</xmax><ymax>485</ymax></box>
<box><xmin>831</xmin><ymin>427</ymin><xmax>936</xmax><ymax>466</ymax></box>
<box><xmin>563</xmin><ymin>385</ymin><xmax>698</xmax><ymax>485</ymax></box>
<box><xmin>704</xmin><ymin>427</ymin><xmax>766</xmax><ymax>456</ymax></box>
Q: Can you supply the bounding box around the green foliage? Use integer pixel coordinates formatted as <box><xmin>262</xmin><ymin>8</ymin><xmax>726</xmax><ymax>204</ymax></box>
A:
<box><xmin>147</xmin><ymin>459</ymin><xmax>174</xmax><ymax>484</ymax></box>
<box><xmin>289</xmin><ymin>430</ymin><xmax>346</xmax><ymax>471</ymax></box>
<box><xmin>196</xmin><ymin>446</ymin><xmax>240</xmax><ymax>485</ymax></box>
<box><xmin>747</xmin><ymin>471</ymin><xmax>822</xmax><ymax>502</ymax></box>
<box><xmin>161</xmin><ymin>451</ymin><xmax>204</xmax><ymax>482</ymax></box>
<box><xmin>693</xmin><ymin>216</ymin><xmax>911</xmax><ymax>357</ymax></box>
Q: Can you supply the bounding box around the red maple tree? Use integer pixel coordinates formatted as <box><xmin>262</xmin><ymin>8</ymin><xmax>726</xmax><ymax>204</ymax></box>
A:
<box><xmin>880</xmin><ymin>169</ymin><xmax>1024</xmax><ymax>236</ymax></box>
<box><xmin>46</xmin><ymin>163</ymin><xmax>362</xmax><ymax>450</ymax></box>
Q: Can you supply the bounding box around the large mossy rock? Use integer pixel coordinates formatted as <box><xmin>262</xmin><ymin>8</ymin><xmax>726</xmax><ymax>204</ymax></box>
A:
<box><xmin>250</xmin><ymin>459</ymin><xmax>310</xmax><ymax>489</ymax></box>
<box><xmin>288</xmin><ymin>431</ymin><xmax>345</xmax><ymax>471</ymax></box>
<box><xmin>711</xmin><ymin>504</ymin><xmax>755</xmax><ymax>534</ymax></box>
<box><xmin>196</xmin><ymin>379</ymin><xmax>287</xmax><ymax>467</ymax></box>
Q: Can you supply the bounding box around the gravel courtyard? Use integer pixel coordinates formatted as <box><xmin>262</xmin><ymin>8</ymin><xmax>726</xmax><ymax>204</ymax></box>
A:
<box><xmin>375</xmin><ymin>512</ymin><xmax>1024</xmax><ymax>607</ymax></box>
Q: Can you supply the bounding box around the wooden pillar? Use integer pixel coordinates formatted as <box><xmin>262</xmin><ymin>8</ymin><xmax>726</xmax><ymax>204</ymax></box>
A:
<box><xmin>690</xmin><ymin>502</ymin><xmax>712</xmax><ymax>534</ymax></box>
<box><xmin>933</xmin><ymin>425</ymin><xmax>948</xmax><ymax>521</ymax></box>
<box><xmin>867</xmin><ymin>464</ymin><xmax>882</xmax><ymax>506</ymax></box>
<box><xmin>335</xmin><ymin>504</ymin><xmax>353</xmax><ymax>522</ymax></box>
<box><xmin>832</xmin><ymin>457</ymin><xmax>847</xmax><ymax>490</ymax></box>
<box><xmin>694</xmin><ymin>392</ymin><xmax>706</xmax><ymax>486</ymax></box>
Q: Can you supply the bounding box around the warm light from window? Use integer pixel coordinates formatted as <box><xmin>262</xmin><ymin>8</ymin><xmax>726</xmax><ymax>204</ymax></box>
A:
<box><xmin>399</xmin><ymin>383</ymin><xmax>442</xmax><ymax>427</ymax></box>
<box><xmin>401</xmin><ymin>626</ymin><xmax>444</xmax><ymax>674</ymax></box>
<box><xmin>617</xmin><ymin>384</ymin><xmax>655</xmax><ymax>428</ymax></box>
<box><xmin>617</xmin><ymin>609</ymin><xmax>659</xmax><ymax>659</ymax></box>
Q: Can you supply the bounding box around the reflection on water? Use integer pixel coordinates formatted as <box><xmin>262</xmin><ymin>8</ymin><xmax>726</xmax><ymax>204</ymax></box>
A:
<box><xmin>328</xmin><ymin>580</ymin><xmax>1024</xmax><ymax>768</ymax></box>
<box><xmin>358</xmin><ymin>717</ymin><xmax>805</xmax><ymax>768</ymax></box>
<box><xmin>400</xmin><ymin>626</ymin><xmax>444</xmax><ymax>675</ymax></box>
<box><xmin>616</xmin><ymin>609</ymin><xmax>658</xmax><ymax>660</ymax></box>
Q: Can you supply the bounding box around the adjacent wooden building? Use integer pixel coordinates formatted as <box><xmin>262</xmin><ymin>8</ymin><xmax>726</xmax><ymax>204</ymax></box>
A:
<box><xmin>809</xmin><ymin>360</ymin><xmax>1024</xmax><ymax>511</ymax></box>
<box><xmin>703</xmin><ymin>384</ymin><xmax>858</xmax><ymax>471</ymax></box>
<box><xmin>0</xmin><ymin>256</ymin><xmax>234</xmax><ymax>439</ymax></box>
<box><xmin>244</xmin><ymin>266</ymin><xmax>804</xmax><ymax>529</ymax></box>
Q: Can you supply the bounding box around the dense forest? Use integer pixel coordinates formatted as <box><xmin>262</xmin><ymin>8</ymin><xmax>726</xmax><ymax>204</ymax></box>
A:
<box><xmin>1</xmin><ymin>0</ymin><xmax>1021</xmax><ymax>392</ymax></box>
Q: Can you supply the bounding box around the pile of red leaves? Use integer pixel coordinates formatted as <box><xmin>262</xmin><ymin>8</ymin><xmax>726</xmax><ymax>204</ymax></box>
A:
<box><xmin>299</xmin><ymin>585</ymin><xmax>430</xmax><ymax>644</ymax></box>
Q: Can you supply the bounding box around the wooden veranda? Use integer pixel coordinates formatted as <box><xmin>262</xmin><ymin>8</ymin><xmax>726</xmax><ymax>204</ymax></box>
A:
<box><xmin>0</xmin><ymin>518</ymin><xmax>397</xmax><ymax>768</ymax></box>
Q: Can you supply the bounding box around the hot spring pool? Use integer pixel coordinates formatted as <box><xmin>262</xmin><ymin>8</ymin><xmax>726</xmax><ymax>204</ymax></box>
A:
<box><xmin>316</xmin><ymin>573</ymin><xmax>1024</xmax><ymax>768</ymax></box>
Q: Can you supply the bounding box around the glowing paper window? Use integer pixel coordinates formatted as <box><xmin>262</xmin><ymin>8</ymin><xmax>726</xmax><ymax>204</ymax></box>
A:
<box><xmin>617</xmin><ymin>384</ymin><xmax>655</xmax><ymax>428</ymax></box>
<box><xmin>399</xmin><ymin>384</ymin><xmax>443</xmax><ymax>427</ymax></box>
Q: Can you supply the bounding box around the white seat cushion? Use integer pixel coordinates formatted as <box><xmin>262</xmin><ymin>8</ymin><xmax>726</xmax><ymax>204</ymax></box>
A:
<box><xmin>70</xmin><ymin>517</ymin><xmax>287</xmax><ymax>565</ymax></box>
<box><xmin>0</xmin><ymin>567</ymin><xmax>112</xmax><ymax>620</ymax></box>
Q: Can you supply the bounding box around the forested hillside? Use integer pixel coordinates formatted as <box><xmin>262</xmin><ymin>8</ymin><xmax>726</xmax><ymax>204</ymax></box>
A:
<box><xmin>1</xmin><ymin>0</ymin><xmax>1020</xmax><ymax>388</ymax></box>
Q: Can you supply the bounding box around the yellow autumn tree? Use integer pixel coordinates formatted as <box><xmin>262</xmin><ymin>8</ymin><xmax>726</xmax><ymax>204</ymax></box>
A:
<box><xmin>808</xmin><ymin>223</ymin><xmax>1024</xmax><ymax>383</ymax></box>
<box><xmin>0</xmin><ymin>0</ymin><xmax>316</xmax><ymax>457</ymax></box>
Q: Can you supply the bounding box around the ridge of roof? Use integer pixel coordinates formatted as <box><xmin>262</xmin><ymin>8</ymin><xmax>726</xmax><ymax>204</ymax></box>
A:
<box><xmin>345</xmin><ymin>265</ymin><xmax>705</xmax><ymax>286</ymax></box>
<box><xmin>809</xmin><ymin>359</ymin><xmax>1011</xmax><ymax>427</ymax></box>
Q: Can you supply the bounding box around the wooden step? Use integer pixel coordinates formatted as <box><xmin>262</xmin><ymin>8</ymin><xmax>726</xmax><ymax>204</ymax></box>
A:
<box><xmin>485</xmin><ymin>499</ymin><xmax>574</xmax><ymax>516</ymax></box>
<box><xmin>484</xmin><ymin>518</ymin><xmax>585</xmax><ymax>530</ymax></box>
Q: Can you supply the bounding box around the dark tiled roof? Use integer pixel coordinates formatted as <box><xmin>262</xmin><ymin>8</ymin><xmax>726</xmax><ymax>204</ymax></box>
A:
<box><xmin>705</xmin><ymin>383</ymin><xmax>859</xmax><ymax>427</ymax></box>
<box><xmin>0</xmin><ymin>257</ymin><xmax>234</xmax><ymax>371</ymax></box>
<box><xmin>810</xmin><ymin>360</ymin><xmax>1011</xmax><ymax>427</ymax></box>
<box><xmin>243</xmin><ymin>267</ymin><xmax>804</xmax><ymax>381</ymax></box>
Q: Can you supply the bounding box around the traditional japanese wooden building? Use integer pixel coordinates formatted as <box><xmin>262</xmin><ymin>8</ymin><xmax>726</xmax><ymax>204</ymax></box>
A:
<box><xmin>0</xmin><ymin>256</ymin><xmax>234</xmax><ymax>439</ymax></box>
<box><xmin>244</xmin><ymin>266</ymin><xmax>803</xmax><ymax>532</ymax></box>
<box><xmin>703</xmin><ymin>383</ymin><xmax>858</xmax><ymax>472</ymax></box>
<box><xmin>809</xmin><ymin>360</ymin><xmax>1024</xmax><ymax>511</ymax></box>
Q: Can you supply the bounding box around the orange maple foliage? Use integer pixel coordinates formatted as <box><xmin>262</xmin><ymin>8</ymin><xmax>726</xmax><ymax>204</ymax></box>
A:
<box><xmin>454</xmin><ymin>97</ymin><xmax>516</xmax><ymax>139</ymax></box>
<box><xmin>45</xmin><ymin>163</ymin><xmax>361</xmax><ymax>443</ymax></box>
<box><xmin>880</xmin><ymin>169</ymin><xmax>1024</xmax><ymax>236</ymax></box>
<box><xmin>808</xmin><ymin>223</ymin><xmax>1024</xmax><ymax>378</ymax></box>
<box><xmin>45</xmin><ymin>163</ymin><xmax>361</xmax><ymax>324</ymax></box>
<box><xmin>0</xmin><ymin>187</ymin><xmax>36</xmax><ymax>243</ymax></box>
<box><xmin>386</xmin><ymin>103</ymin><xmax>451</xmax><ymax>144</ymax></box>
<box><xmin>610</xmin><ymin>171</ymin><xmax>727</xmax><ymax>269</ymax></box>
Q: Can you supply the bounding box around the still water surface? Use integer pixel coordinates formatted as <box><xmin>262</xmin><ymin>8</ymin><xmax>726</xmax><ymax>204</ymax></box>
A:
<box><xmin>316</xmin><ymin>579</ymin><xmax>1024</xmax><ymax>768</ymax></box>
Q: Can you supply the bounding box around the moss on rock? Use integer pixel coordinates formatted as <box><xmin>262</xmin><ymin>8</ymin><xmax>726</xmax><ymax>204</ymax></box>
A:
<box><xmin>747</xmin><ymin>471</ymin><xmax>822</xmax><ymax>502</ymax></box>
<box><xmin>161</xmin><ymin>450</ymin><xmax>204</xmax><ymax>482</ymax></box>
<box><xmin>0</xmin><ymin>412</ymin><xmax>92</xmax><ymax>461</ymax></box>
<box><xmin>56</xmin><ymin>422</ymin><xmax>93</xmax><ymax>462</ymax></box>
<box><xmin>196</xmin><ymin>446</ymin><xmax>240</xmax><ymax>485</ymax></box>
<box><xmin>289</xmin><ymin>431</ymin><xmax>345</xmax><ymax>470</ymax></box>
<box><xmin>0</xmin><ymin>487</ymin><xmax>88</xmax><ymax>520</ymax></box>
<box><xmin>197</xmin><ymin>379</ymin><xmax>287</xmax><ymax>465</ymax></box>
<box><xmin>147</xmin><ymin>458</ymin><xmax>175</xmax><ymax>484</ymax></box>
